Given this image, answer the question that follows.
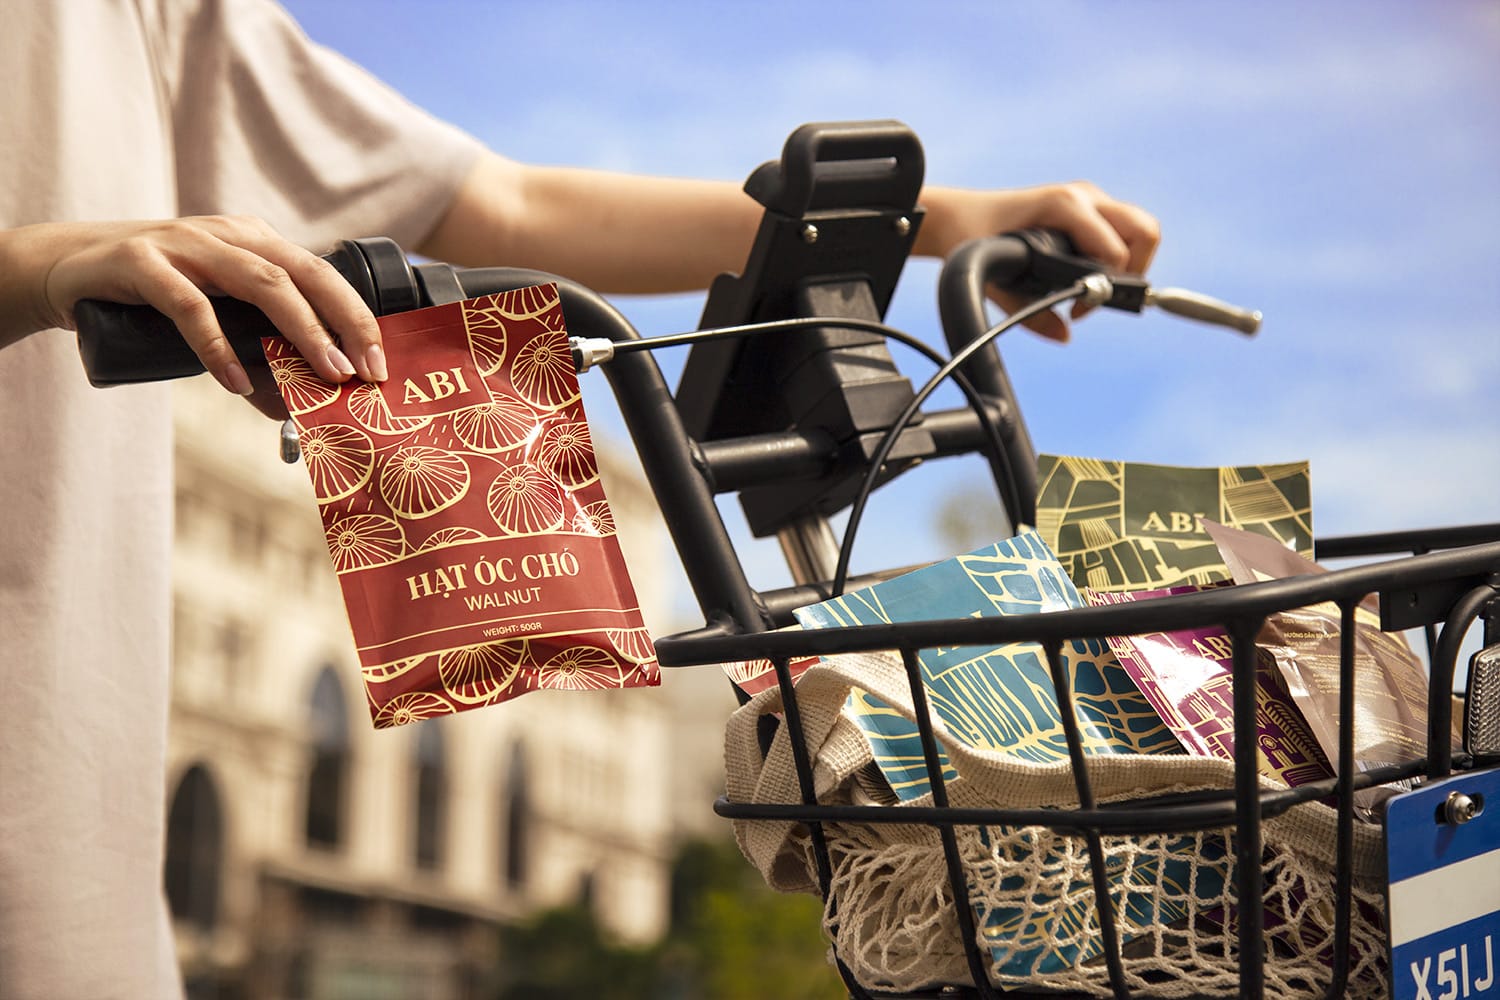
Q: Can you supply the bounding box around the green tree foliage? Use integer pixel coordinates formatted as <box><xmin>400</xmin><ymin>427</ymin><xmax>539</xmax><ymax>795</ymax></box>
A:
<box><xmin>494</xmin><ymin>837</ymin><xmax>846</xmax><ymax>1000</ymax></box>
<box><xmin>935</xmin><ymin>481</ymin><xmax>1008</xmax><ymax>554</ymax></box>
<box><xmin>493</xmin><ymin>904</ymin><xmax>658</xmax><ymax>1000</ymax></box>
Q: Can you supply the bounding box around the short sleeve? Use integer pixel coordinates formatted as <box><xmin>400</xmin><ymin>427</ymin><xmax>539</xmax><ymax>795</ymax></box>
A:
<box><xmin>144</xmin><ymin>0</ymin><xmax>485</xmax><ymax>253</ymax></box>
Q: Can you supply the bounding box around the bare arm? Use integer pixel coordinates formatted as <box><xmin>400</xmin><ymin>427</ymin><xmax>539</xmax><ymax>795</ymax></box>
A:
<box><xmin>418</xmin><ymin>153</ymin><xmax>1160</xmax><ymax>340</ymax></box>
<box><xmin>415</xmin><ymin>155</ymin><xmax>762</xmax><ymax>294</ymax></box>
<box><xmin>0</xmin><ymin>155</ymin><xmax>1160</xmax><ymax>400</ymax></box>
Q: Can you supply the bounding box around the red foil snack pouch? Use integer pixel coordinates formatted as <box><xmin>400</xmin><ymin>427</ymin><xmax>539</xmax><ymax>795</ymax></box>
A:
<box><xmin>1086</xmin><ymin>584</ymin><xmax>1333</xmax><ymax>789</ymax></box>
<box><xmin>266</xmin><ymin>285</ymin><xmax>658</xmax><ymax>728</ymax></box>
<box><xmin>721</xmin><ymin>652</ymin><xmax>819</xmax><ymax>698</ymax></box>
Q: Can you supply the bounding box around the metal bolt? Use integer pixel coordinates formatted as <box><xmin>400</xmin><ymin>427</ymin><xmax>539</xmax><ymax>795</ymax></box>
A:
<box><xmin>1443</xmin><ymin>791</ymin><xmax>1482</xmax><ymax>825</ymax></box>
<box><xmin>801</xmin><ymin>223</ymin><xmax>819</xmax><ymax>245</ymax></box>
<box><xmin>893</xmin><ymin>216</ymin><xmax>912</xmax><ymax>237</ymax></box>
<box><xmin>1080</xmin><ymin>272</ymin><xmax>1114</xmax><ymax>307</ymax></box>
<box><xmin>279</xmin><ymin>419</ymin><xmax>301</xmax><ymax>464</ymax></box>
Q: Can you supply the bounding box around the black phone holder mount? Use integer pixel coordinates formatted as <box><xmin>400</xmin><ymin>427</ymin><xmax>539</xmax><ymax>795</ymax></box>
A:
<box><xmin>673</xmin><ymin>120</ymin><xmax>934</xmax><ymax>538</ymax></box>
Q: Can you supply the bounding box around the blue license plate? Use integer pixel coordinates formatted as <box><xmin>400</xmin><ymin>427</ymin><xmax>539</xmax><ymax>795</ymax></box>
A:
<box><xmin>1386</xmin><ymin>767</ymin><xmax>1500</xmax><ymax>1000</ymax></box>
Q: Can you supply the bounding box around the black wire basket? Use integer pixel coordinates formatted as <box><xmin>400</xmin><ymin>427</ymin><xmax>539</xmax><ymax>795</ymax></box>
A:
<box><xmin>654</xmin><ymin>528</ymin><xmax>1500</xmax><ymax>999</ymax></box>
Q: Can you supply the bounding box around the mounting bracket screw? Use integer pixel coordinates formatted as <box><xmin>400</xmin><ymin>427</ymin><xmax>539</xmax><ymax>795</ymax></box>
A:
<box><xmin>1443</xmin><ymin>791</ymin><xmax>1482</xmax><ymax>825</ymax></box>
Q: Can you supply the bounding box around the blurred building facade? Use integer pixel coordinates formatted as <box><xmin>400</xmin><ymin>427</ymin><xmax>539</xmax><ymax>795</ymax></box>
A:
<box><xmin>164</xmin><ymin>379</ymin><xmax>734</xmax><ymax>999</ymax></box>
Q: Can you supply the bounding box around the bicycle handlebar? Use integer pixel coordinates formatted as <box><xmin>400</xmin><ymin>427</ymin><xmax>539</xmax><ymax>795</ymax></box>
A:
<box><xmin>73</xmin><ymin>228</ymin><xmax>1260</xmax><ymax>390</ymax></box>
<box><xmin>949</xmin><ymin>227</ymin><xmax>1261</xmax><ymax>334</ymax></box>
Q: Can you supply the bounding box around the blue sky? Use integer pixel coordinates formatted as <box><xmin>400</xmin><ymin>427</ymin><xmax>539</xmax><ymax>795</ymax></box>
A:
<box><xmin>282</xmin><ymin>0</ymin><xmax>1499</xmax><ymax>615</ymax></box>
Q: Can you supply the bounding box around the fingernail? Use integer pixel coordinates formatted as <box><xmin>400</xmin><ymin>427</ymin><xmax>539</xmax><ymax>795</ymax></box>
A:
<box><xmin>365</xmin><ymin>343</ymin><xmax>388</xmax><ymax>381</ymax></box>
<box><xmin>327</xmin><ymin>344</ymin><xmax>357</xmax><ymax>377</ymax></box>
<box><xmin>221</xmin><ymin>362</ymin><xmax>254</xmax><ymax>396</ymax></box>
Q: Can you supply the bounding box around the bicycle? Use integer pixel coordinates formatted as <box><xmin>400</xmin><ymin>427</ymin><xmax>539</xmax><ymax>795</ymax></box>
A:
<box><xmin>78</xmin><ymin>120</ymin><xmax>1500</xmax><ymax>1000</ymax></box>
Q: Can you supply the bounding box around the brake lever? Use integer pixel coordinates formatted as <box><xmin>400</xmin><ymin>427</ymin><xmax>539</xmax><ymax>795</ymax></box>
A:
<box><xmin>997</xmin><ymin>227</ymin><xmax>1261</xmax><ymax>336</ymax></box>
<box><xmin>1146</xmin><ymin>287</ymin><xmax>1261</xmax><ymax>335</ymax></box>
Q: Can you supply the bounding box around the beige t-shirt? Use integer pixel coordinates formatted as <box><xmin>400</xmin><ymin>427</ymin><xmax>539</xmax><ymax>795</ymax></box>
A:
<box><xmin>0</xmin><ymin>2</ymin><xmax>481</xmax><ymax>996</ymax></box>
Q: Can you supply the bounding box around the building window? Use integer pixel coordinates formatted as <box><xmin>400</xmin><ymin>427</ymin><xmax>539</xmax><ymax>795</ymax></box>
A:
<box><xmin>413</xmin><ymin>721</ymin><xmax>446</xmax><ymax>870</ymax></box>
<box><xmin>217</xmin><ymin>617</ymin><xmax>250</xmax><ymax>694</ymax></box>
<box><xmin>503</xmin><ymin>742</ymin><xmax>529</xmax><ymax>891</ymax></box>
<box><xmin>229</xmin><ymin>509</ymin><xmax>268</xmax><ymax>566</ymax></box>
<box><xmin>164</xmin><ymin>764</ymin><xmax>223</xmax><ymax>931</ymax></box>
<box><xmin>305</xmin><ymin>666</ymin><xmax>350</xmax><ymax>850</ymax></box>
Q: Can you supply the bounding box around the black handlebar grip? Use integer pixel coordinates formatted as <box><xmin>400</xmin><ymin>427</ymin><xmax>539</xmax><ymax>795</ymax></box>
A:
<box><xmin>73</xmin><ymin>237</ymin><xmax>414</xmax><ymax>388</ymax></box>
<box><xmin>75</xmin><ymin>296</ymin><xmax>282</xmax><ymax>387</ymax></box>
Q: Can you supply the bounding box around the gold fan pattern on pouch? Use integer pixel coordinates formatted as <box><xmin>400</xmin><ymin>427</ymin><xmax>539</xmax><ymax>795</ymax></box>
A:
<box><xmin>462</xmin><ymin>296</ymin><xmax>508</xmax><ymax>376</ymax></box>
<box><xmin>571</xmin><ymin>501</ymin><xmax>615</xmax><ymax>536</ymax></box>
<box><xmin>374</xmin><ymin>689</ymin><xmax>455</xmax><ymax>727</ymax></box>
<box><xmin>537</xmin><ymin>419</ymin><xmax>598</xmax><ymax>489</ymax></box>
<box><xmin>605</xmin><ymin>627</ymin><xmax>655</xmax><ymax>665</ymax></box>
<box><xmin>511</xmin><ymin>333</ymin><xmax>578</xmax><ymax>409</ymax></box>
<box><xmin>720</xmin><ymin>659</ymin><xmax>773</xmax><ymax>686</ymax></box>
<box><xmin>324</xmin><ymin>512</ymin><xmax>406</xmax><ymax>573</ymax></box>
<box><xmin>437</xmin><ymin>641</ymin><xmax>528</xmax><ymax>704</ymax></box>
<box><xmin>270</xmin><ymin>353</ymin><xmax>339</xmax><ymax>414</ymax></box>
<box><xmin>300</xmin><ymin>424</ymin><xmax>375</xmax><ymax>501</ymax></box>
<box><xmin>449</xmin><ymin>395</ymin><xmax>537</xmax><ymax>453</ymax></box>
<box><xmin>379</xmin><ymin>446</ymin><xmax>471</xmax><ymax>519</ymax></box>
<box><xmin>485</xmin><ymin>464</ymin><xmax>564</xmax><ymax>535</ymax></box>
<box><xmin>495</xmin><ymin>284</ymin><xmax>560</xmax><ymax>320</ymax></box>
<box><xmin>361</xmin><ymin>657</ymin><xmax>426</xmax><ymax>684</ymax></box>
<box><xmin>347</xmin><ymin>382</ymin><xmax>432</xmax><ymax>434</ymax></box>
<box><xmin>537</xmin><ymin>644</ymin><xmax>622</xmax><ymax>690</ymax></box>
<box><xmin>416</xmin><ymin>526</ymin><xmax>490</xmax><ymax>552</ymax></box>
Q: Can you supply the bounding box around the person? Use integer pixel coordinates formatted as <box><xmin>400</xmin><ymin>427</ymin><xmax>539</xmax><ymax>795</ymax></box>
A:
<box><xmin>0</xmin><ymin>1</ymin><xmax>1159</xmax><ymax>997</ymax></box>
